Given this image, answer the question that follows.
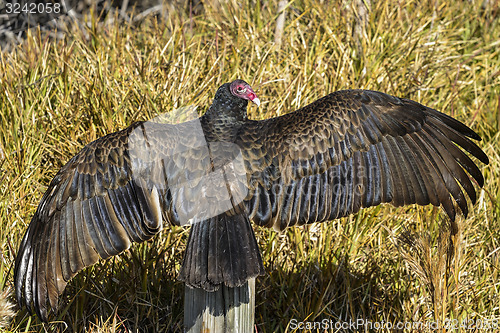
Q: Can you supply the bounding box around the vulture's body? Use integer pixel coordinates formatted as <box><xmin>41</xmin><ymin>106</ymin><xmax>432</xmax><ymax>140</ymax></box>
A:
<box><xmin>14</xmin><ymin>80</ymin><xmax>489</xmax><ymax>321</ymax></box>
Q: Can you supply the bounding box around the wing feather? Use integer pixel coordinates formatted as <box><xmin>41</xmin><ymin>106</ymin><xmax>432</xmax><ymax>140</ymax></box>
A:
<box><xmin>14</xmin><ymin>121</ymin><xmax>188</xmax><ymax>320</ymax></box>
<box><xmin>239</xmin><ymin>89</ymin><xmax>488</xmax><ymax>230</ymax></box>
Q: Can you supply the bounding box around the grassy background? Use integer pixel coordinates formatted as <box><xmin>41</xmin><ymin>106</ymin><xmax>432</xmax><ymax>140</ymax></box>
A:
<box><xmin>0</xmin><ymin>0</ymin><xmax>499</xmax><ymax>331</ymax></box>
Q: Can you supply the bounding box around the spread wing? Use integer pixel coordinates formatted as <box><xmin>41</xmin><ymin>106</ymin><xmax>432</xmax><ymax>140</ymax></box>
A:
<box><xmin>14</xmin><ymin>120</ymin><xmax>214</xmax><ymax>320</ymax></box>
<box><xmin>239</xmin><ymin>89</ymin><xmax>489</xmax><ymax>230</ymax></box>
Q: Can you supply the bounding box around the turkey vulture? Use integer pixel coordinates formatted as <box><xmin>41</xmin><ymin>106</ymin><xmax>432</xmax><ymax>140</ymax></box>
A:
<box><xmin>14</xmin><ymin>79</ymin><xmax>489</xmax><ymax>321</ymax></box>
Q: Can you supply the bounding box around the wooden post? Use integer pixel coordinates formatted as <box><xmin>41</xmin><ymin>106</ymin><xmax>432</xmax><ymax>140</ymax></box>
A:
<box><xmin>184</xmin><ymin>278</ymin><xmax>256</xmax><ymax>333</ymax></box>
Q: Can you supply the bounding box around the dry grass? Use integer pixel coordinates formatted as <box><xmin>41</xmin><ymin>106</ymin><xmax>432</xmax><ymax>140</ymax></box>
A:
<box><xmin>0</xmin><ymin>288</ymin><xmax>15</xmax><ymax>329</ymax></box>
<box><xmin>0</xmin><ymin>0</ymin><xmax>498</xmax><ymax>332</ymax></box>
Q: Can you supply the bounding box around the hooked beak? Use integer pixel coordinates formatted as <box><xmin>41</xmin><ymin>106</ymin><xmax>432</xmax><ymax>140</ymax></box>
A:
<box><xmin>246</xmin><ymin>89</ymin><xmax>260</xmax><ymax>107</ymax></box>
<box><xmin>251</xmin><ymin>97</ymin><xmax>261</xmax><ymax>107</ymax></box>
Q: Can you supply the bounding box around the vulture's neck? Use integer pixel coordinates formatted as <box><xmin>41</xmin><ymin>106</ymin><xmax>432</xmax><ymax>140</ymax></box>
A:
<box><xmin>201</xmin><ymin>100</ymin><xmax>248</xmax><ymax>141</ymax></box>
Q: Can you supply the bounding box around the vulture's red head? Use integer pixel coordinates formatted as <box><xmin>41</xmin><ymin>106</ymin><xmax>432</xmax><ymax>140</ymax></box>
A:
<box><xmin>229</xmin><ymin>80</ymin><xmax>260</xmax><ymax>107</ymax></box>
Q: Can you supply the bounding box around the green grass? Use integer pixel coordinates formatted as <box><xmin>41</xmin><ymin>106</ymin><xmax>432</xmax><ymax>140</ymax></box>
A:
<box><xmin>0</xmin><ymin>0</ymin><xmax>498</xmax><ymax>331</ymax></box>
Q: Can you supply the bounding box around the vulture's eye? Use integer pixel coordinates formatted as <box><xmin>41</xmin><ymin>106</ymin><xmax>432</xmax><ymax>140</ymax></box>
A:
<box><xmin>237</xmin><ymin>86</ymin><xmax>246</xmax><ymax>93</ymax></box>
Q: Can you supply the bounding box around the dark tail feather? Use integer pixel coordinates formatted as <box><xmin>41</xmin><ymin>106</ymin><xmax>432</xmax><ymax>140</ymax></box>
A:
<box><xmin>179</xmin><ymin>213</ymin><xmax>265</xmax><ymax>291</ymax></box>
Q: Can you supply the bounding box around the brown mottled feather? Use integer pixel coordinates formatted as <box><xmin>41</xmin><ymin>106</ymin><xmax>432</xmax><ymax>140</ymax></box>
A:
<box><xmin>15</xmin><ymin>122</ymin><xmax>182</xmax><ymax>320</ymax></box>
<box><xmin>241</xmin><ymin>90</ymin><xmax>488</xmax><ymax>230</ymax></box>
